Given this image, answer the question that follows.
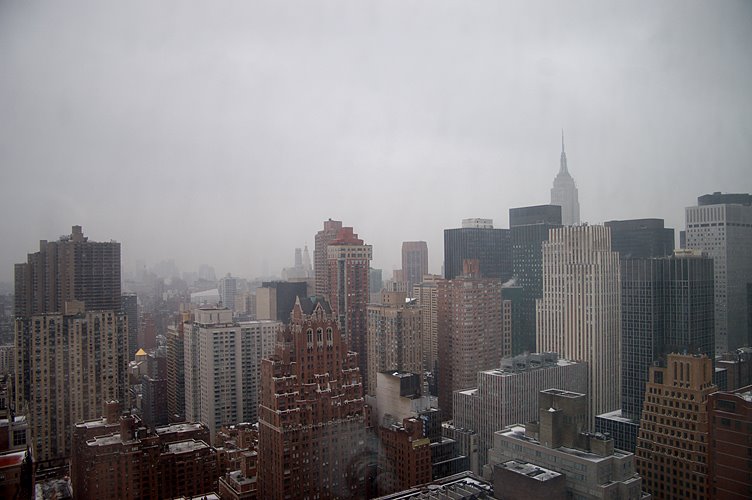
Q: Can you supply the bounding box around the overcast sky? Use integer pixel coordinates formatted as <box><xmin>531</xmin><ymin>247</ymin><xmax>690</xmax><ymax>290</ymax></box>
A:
<box><xmin>1</xmin><ymin>1</ymin><xmax>750</xmax><ymax>283</ymax></box>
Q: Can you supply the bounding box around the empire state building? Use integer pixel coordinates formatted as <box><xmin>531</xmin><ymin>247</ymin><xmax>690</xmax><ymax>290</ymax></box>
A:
<box><xmin>550</xmin><ymin>132</ymin><xmax>580</xmax><ymax>225</ymax></box>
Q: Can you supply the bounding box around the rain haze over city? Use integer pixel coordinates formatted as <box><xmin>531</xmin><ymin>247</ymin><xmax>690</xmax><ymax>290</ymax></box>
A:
<box><xmin>1</xmin><ymin>0</ymin><xmax>750</xmax><ymax>282</ymax></box>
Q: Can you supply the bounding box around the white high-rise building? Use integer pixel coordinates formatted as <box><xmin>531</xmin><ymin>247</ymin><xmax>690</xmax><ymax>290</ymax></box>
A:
<box><xmin>184</xmin><ymin>306</ymin><xmax>280</xmax><ymax>440</ymax></box>
<box><xmin>536</xmin><ymin>225</ymin><xmax>621</xmax><ymax>426</ymax></box>
<box><xmin>685</xmin><ymin>192</ymin><xmax>752</xmax><ymax>353</ymax></box>
<box><xmin>453</xmin><ymin>352</ymin><xmax>587</xmax><ymax>473</ymax></box>
<box><xmin>218</xmin><ymin>274</ymin><xmax>239</xmax><ymax>312</ymax></box>
<box><xmin>550</xmin><ymin>132</ymin><xmax>580</xmax><ymax>226</ymax></box>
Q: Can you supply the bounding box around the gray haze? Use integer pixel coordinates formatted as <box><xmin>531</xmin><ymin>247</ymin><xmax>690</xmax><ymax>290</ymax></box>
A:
<box><xmin>1</xmin><ymin>1</ymin><xmax>750</xmax><ymax>282</ymax></box>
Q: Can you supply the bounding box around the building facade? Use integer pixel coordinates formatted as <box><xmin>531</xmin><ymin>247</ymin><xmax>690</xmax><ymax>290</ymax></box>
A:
<box><xmin>509</xmin><ymin>204</ymin><xmax>562</xmax><ymax>355</ymax></box>
<box><xmin>121</xmin><ymin>293</ymin><xmax>139</xmax><ymax>360</ymax></box>
<box><xmin>218</xmin><ymin>274</ymin><xmax>239</xmax><ymax>312</ymax></box>
<box><xmin>184</xmin><ymin>307</ymin><xmax>279</xmax><ymax>440</ymax></box>
<box><xmin>326</xmin><ymin>226</ymin><xmax>372</xmax><ymax>389</ymax></box>
<box><xmin>536</xmin><ymin>225</ymin><xmax>621</xmax><ymax>425</ymax></box>
<box><xmin>401</xmin><ymin>241</ymin><xmax>429</xmax><ymax>292</ymax></box>
<box><xmin>605</xmin><ymin>219</ymin><xmax>674</xmax><ymax>260</ymax></box>
<box><xmin>166</xmin><ymin>312</ymin><xmax>190</xmax><ymax>423</ymax></box>
<box><xmin>257</xmin><ymin>297</ymin><xmax>370</xmax><ymax>499</ymax></box>
<box><xmin>72</xmin><ymin>404</ymin><xmax>217</xmax><ymax>500</ymax></box>
<box><xmin>635</xmin><ymin>354</ymin><xmax>716</xmax><ymax>499</ymax></box>
<box><xmin>314</xmin><ymin>219</ymin><xmax>343</xmax><ymax>297</ymax></box>
<box><xmin>685</xmin><ymin>192</ymin><xmax>752</xmax><ymax>353</ymax></box>
<box><xmin>413</xmin><ymin>275</ymin><xmax>441</xmax><ymax>376</ymax></box>
<box><xmin>14</xmin><ymin>227</ymin><xmax>127</xmax><ymax>462</ymax></box>
<box><xmin>366</xmin><ymin>291</ymin><xmax>423</xmax><ymax>395</ymax></box>
<box><xmin>621</xmin><ymin>251</ymin><xmax>715</xmax><ymax>420</ymax></box>
<box><xmin>443</xmin><ymin>219</ymin><xmax>511</xmax><ymax>282</ymax></box>
<box><xmin>707</xmin><ymin>385</ymin><xmax>752</xmax><ymax>499</ymax></box>
<box><xmin>255</xmin><ymin>281</ymin><xmax>308</xmax><ymax>323</ymax></box>
<box><xmin>437</xmin><ymin>261</ymin><xmax>503</xmax><ymax>419</ymax></box>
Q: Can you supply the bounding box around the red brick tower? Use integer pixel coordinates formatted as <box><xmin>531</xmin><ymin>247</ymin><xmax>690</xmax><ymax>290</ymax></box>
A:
<box><xmin>258</xmin><ymin>297</ymin><xmax>370</xmax><ymax>499</ymax></box>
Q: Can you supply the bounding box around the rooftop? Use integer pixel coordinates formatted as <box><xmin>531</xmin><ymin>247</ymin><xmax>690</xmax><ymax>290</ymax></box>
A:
<box><xmin>500</xmin><ymin>426</ymin><xmax>619</xmax><ymax>463</ymax></box>
<box><xmin>375</xmin><ymin>471</ymin><xmax>493</xmax><ymax>499</ymax></box>
<box><xmin>499</xmin><ymin>460</ymin><xmax>562</xmax><ymax>482</ymax></box>
<box><xmin>155</xmin><ymin>422</ymin><xmax>205</xmax><ymax>435</ymax></box>
<box><xmin>166</xmin><ymin>439</ymin><xmax>210</xmax><ymax>454</ymax></box>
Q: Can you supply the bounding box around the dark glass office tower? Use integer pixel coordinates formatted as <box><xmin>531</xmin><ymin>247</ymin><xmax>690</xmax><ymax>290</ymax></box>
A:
<box><xmin>508</xmin><ymin>205</ymin><xmax>561</xmax><ymax>354</ymax></box>
<box><xmin>598</xmin><ymin>250</ymin><xmax>714</xmax><ymax>452</ymax></box>
<box><xmin>443</xmin><ymin>219</ymin><xmax>510</xmax><ymax>282</ymax></box>
<box><xmin>621</xmin><ymin>252</ymin><xmax>715</xmax><ymax>419</ymax></box>
<box><xmin>605</xmin><ymin>218</ymin><xmax>674</xmax><ymax>259</ymax></box>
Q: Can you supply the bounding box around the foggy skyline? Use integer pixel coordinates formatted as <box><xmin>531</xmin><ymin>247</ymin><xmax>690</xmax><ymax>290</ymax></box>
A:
<box><xmin>1</xmin><ymin>1</ymin><xmax>750</xmax><ymax>282</ymax></box>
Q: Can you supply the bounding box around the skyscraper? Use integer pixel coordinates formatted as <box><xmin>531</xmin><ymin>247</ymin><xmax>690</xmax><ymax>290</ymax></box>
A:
<box><xmin>536</xmin><ymin>225</ymin><xmax>621</xmax><ymax>425</ymax></box>
<box><xmin>597</xmin><ymin>250</ymin><xmax>715</xmax><ymax>452</ymax></box>
<box><xmin>184</xmin><ymin>306</ymin><xmax>279</xmax><ymax>440</ymax></box>
<box><xmin>121</xmin><ymin>293</ymin><xmax>139</xmax><ymax>360</ymax></box>
<box><xmin>620</xmin><ymin>251</ymin><xmax>715</xmax><ymax>420</ymax></box>
<box><xmin>366</xmin><ymin>291</ymin><xmax>423</xmax><ymax>395</ymax></box>
<box><xmin>166</xmin><ymin>312</ymin><xmax>189</xmax><ymax>423</ymax></box>
<box><xmin>437</xmin><ymin>260</ymin><xmax>503</xmax><ymax>419</ymax></box>
<box><xmin>636</xmin><ymin>354</ymin><xmax>716</xmax><ymax>499</ymax></box>
<box><xmin>443</xmin><ymin>219</ymin><xmax>511</xmax><ymax>282</ymax></box>
<box><xmin>218</xmin><ymin>273</ymin><xmax>239</xmax><ymax>312</ymax></box>
<box><xmin>14</xmin><ymin>226</ymin><xmax>127</xmax><ymax>461</ymax></box>
<box><xmin>509</xmin><ymin>204</ymin><xmax>562</xmax><ymax>354</ymax></box>
<box><xmin>401</xmin><ymin>241</ymin><xmax>429</xmax><ymax>292</ymax></box>
<box><xmin>258</xmin><ymin>297</ymin><xmax>370</xmax><ymax>499</ymax></box>
<box><xmin>14</xmin><ymin>225</ymin><xmax>122</xmax><ymax>316</ymax></box>
<box><xmin>413</xmin><ymin>275</ymin><xmax>441</xmax><ymax>376</ymax></box>
<box><xmin>550</xmin><ymin>132</ymin><xmax>580</xmax><ymax>226</ymax></box>
<box><xmin>685</xmin><ymin>192</ymin><xmax>752</xmax><ymax>353</ymax></box>
<box><xmin>326</xmin><ymin>226</ymin><xmax>372</xmax><ymax>388</ymax></box>
<box><xmin>314</xmin><ymin>218</ymin><xmax>343</xmax><ymax>296</ymax></box>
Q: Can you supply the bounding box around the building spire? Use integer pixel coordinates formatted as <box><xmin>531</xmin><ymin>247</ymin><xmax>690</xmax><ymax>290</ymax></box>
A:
<box><xmin>560</xmin><ymin>129</ymin><xmax>568</xmax><ymax>174</ymax></box>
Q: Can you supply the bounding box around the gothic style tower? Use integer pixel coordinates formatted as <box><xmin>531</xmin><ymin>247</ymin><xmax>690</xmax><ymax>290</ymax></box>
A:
<box><xmin>257</xmin><ymin>297</ymin><xmax>369</xmax><ymax>499</ymax></box>
<box><xmin>550</xmin><ymin>131</ymin><xmax>581</xmax><ymax>225</ymax></box>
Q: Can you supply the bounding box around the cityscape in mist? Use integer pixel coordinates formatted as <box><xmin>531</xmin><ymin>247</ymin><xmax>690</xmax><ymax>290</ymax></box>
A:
<box><xmin>1</xmin><ymin>1</ymin><xmax>751</xmax><ymax>499</ymax></box>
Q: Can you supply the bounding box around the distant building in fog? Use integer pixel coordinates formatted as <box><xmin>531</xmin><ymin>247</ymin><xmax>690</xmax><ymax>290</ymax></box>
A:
<box><xmin>550</xmin><ymin>133</ymin><xmax>580</xmax><ymax>226</ymax></box>
<box><xmin>218</xmin><ymin>274</ymin><xmax>239</xmax><ymax>312</ymax></box>
<box><xmin>402</xmin><ymin>241</ymin><xmax>428</xmax><ymax>291</ymax></box>
<box><xmin>255</xmin><ymin>281</ymin><xmax>307</xmax><ymax>324</ymax></box>
<box><xmin>327</xmin><ymin>226</ymin><xmax>372</xmax><ymax>389</ymax></box>
<box><xmin>314</xmin><ymin>219</ymin><xmax>343</xmax><ymax>296</ymax></box>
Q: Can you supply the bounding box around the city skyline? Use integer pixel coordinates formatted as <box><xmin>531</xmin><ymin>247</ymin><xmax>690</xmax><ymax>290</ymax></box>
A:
<box><xmin>1</xmin><ymin>1</ymin><xmax>751</xmax><ymax>282</ymax></box>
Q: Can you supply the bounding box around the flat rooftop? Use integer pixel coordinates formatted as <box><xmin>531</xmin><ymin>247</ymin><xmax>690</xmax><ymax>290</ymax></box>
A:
<box><xmin>155</xmin><ymin>422</ymin><xmax>205</xmax><ymax>435</ymax></box>
<box><xmin>166</xmin><ymin>439</ymin><xmax>210</xmax><ymax>454</ymax></box>
<box><xmin>499</xmin><ymin>460</ymin><xmax>562</xmax><ymax>482</ymax></box>
<box><xmin>374</xmin><ymin>471</ymin><xmax>493</xmax><ymax>499</ymax></box>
